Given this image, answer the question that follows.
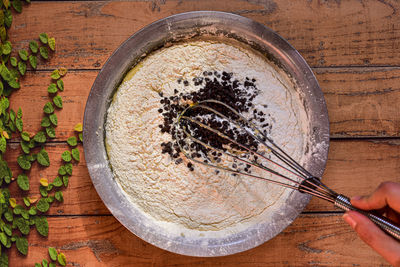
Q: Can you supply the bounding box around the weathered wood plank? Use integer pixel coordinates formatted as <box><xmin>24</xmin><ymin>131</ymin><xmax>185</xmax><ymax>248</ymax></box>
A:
<box><xmin>8</xmin><ymin>67</ymin><xmax>400</xmax><ymax>143</ymax></box>
<box><xmin>8</xmin><ymin>214</ymin><xmax>389</xmax><ymax>266</ymax></box>
<box><xmin>316</xmin><ymin>67</ymin><xmax>400</xmax><ymax>137</ymax></box>
<box><xmin>8</xmin><ymin>0</ymin><xmax>400</xmax><ymax>69</ymax></box>
<box><xmin>5</xmin><ymin>139</ymin><xmax>400</xmax><ymax>215</ymax></box>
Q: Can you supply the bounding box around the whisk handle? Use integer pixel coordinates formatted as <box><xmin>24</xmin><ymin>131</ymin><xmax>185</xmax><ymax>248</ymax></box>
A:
<box><xmin>334</xmin><ymin>194</ymin><xmax>400</xmax><ymax>241</ymax></box>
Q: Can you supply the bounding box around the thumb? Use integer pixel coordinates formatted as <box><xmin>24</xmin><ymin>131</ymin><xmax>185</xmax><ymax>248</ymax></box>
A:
<box><xmin>343</xmin><ymin>211</ymin><xmax>400</xmax><ymax>266</ymax></box>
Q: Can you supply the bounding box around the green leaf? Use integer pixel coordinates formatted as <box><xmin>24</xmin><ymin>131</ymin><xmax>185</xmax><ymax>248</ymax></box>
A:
<box><xmin>11</xmin><ymin>0</ymin><xmax>22</xmax><ymax>13</ymax></box>
<box><xmin>3</xmin><ymin>224</ymin><xmax>11</xmax><ymax>236</ymax></box>
<box><xmin>61</xmin><ymin>151</ymin><xmax>71</xmax><ymax>162</ymax></box>
<box><xmin>9</xmin><ymin>109</ymin><xmax>15</xmax><ymax>122</ymax></box>
<box><xmin>13</xmin><ymin>204</ymin><xmax>23</xmax><ymax>215</ymax></box>
<box><xmin>37</xmin><ymin>148</ymin><xmax>50</xmax><ymax>167</ymax></box>
<box><xmin>23</xmin><ymin>197</ymin><xmax>30</xmax><ymax>207</ymax></box>
<box><xmin>35</xmin><ymin>264</ymin><xmax>41</xmax><ymax>267</ymax></box>
<box><xmin>0</xmin><ymin>64</ymin><xmax>12</xmax><ymax>81</ymax></box>
<box><xmin>49</xmin><ymin>247</ymin><xmax>57</xmax><ymax>261</ymax></box>
<box><xmin>15</xmin><ymin>217</ymin><xmax>29</xmax><ymax>235</ymax></box>
<box><xmin>17</xmin><ymin>155</ymin><xmax>31</xmax><ymax>170</ymax></box>
<box><xmin>52</xmin><ymin>176</ymin><xmax>62</xmax><ymax>187</ymax></box>
<box><xmin>42</xmin><ymin>259</ymin><xmax>48</xmax><ymax>267</ymax></box>
<box><xmin>20</xmin><ymin>141</ymin><xmax>29</xmax><ymax>154</ymax></box>
<box><xmin>0</xmin><ymin>232</ymin><xmax>6</xmax><ymax>246</ymax></box>
<box><xmin>57</xmin><ymin>252</ymin><xmax>67</xmax><ymax>266</ymax></box>
<box><xmin>43</xmin><ymin>102</ymin><xmax>54</xmax><ymax>114</ymax></box>
<box><xmin>53</xmin><ymin>95</ymin><xmax>63</xmax><ymax>108</ymax></box>
<box><xmin>67</xmin><ymin>136</ymin><xmax>77</xmax><ymax>147</ymax></box>
<box><xmin>62</xmin><ymin>176</ymin><xmax>69</xmax><ymax>187</ymax></box>
<box><xmin>17</xmin><ymin>174</ymin><xmax>29</xmax><ymax>191</ymax></box>
<box><xmin>46</xmin><ymin>126</ymin><xmax>55</xmax><ymax>138</ymax></box>
<box><xmin>28</xmin><ymin>139</ymin><xmax>36</xmax><ymax>148</ymax></box>
<box><xmin>10</xmin><ymin>56</ymin><xmax>16</xmax><ymax>67</ymax></box>
<box><xmin>49</xmin><ymin>113</ymin><xmax>57</xmax><ymax>126</ymax></box>
<box><xmin>18</xmin><ymin>49</ymin><xmax>27</xmax><ymax>61</ymax></box>
<box><xmin>72</xmin><ymin>147</ymin><xmax>80</xmax><ymax>161</ymax></box>
<box><xmin>29</xmin><ymin>54</ymin><xmax>37</xmax><ymax>69</ymax></box>
<box><xmin>55</xmin><ymin>191</ymin><xmax>63</xmax><ymax>202</ymax></box>
<box><xmin>16</xmin><ymin>236</ymin><xmax>28</xmax><ymax>256</ymax></box>
<box><xmin>39</xmin><ymin>185</ymin><xmax>48</xmax><ymax>197</ymax></box>
<box><xmin>46</xmin><ymin>195</ymin><xmax>54</xmax><ymax>203</ymax></box>
<box><xmin>28</xmin><ymin>206</ymin><xmax>37</xmax><ymax>215</ymax></box>
<box><xmin>29</xmin><ymin>40</ymin><xmax>38</xmax><ymax>53</ymax></box>
<box><xmin>0</xmin><ymin>136</ymin><xmax>5</xmax><ymax>153</ymax></box>
<box><xmin>49</xmin><ymin>263</ymin><xmax>56</xmax><ymax>267</ymax></box>
<box><xmin>0</xmin><ymin>26</ymin><xmax>6</xmax><ymax>42</ymax></box>
<box><xmin>41</xmin><ymin>116</ymin><xmax>51</xmax><ymax>127</ymax></box>
<box><xmin>39</xmin><ymin>33</ymin><xmax>48</xmax><ymax>44</ymax></box>
<box><xmin>57</xmin><ymin>79</ymin><xmax>64</xmax><ymax>91</ymax></box>
<box><xmin>36</xmin><ymin>198</ymin><xmax>49</xmax><ymax>213</ymax></box>
<box><xmin>4</xmin><ymin>9</ymin><xmax>11</xmax><ymax>28</ymax></box>
<box><xmin>4</xmin><ymin>211</ymin><xmax>12</xmax><ymax>222</ymax></box>
<box><xmin>1</xmin><ymin>41</ymin><xmax>11</xmax><ymax>55</ymax></box>
<box><xmin>40</xmin><ymin>46</ymin><xmax>49</xmax><ymax>59</ymax></box>
<box><xmin>35</xmin><ymin>216</ymin><xmax>48</xmax><ymax>236</ymax></box>
<box><xmin>47</xmin><ymin>83</ymin><xmax>57</xmax><ymax>93</ymax></box>
<box><xmin>51</xmin><ymin>69</ymin><xmax>60</xmax><ymax>80</ymax></box>
<box><xmin>21</xmin><ymin>209</ymin><xmax>29</xmax><ymax>220</ymax></box>
<box><xmin>58</xmin><ymin>165</ymin><xmax>66</xmax><ymax>176</ymax></box>
<box><xmin>8</xmin><ymin>78</ymin><xmax>20</xmax><ymax>89</ymax></box>
<box><xmin>33</xmin><ymin>131</ymin><xmax>46</xmax><ymax>143</ymax></box>
<box><xmin>21</xmin><ymin>131</ymin><xmax>30</xmax><ymax>141</ymax></box>
<box><xmin>65</xmin><ymin>163</ymin><xmax>73</xmax><ymax>175</ymax></box>
<box><xmin>15</xmin><ymin>117</ymin><xmax>22</xmax><ymax>132</ymax></box>
<box><xmin>26</xmin><ymin>153</ymin><xmax>36</xmax><ymax>162</ymax></box>
<box><xmin>0</xmin><ymin>253</ymin><xmax>8</xmax><ymax>267</ymax></box>
<box><xmin>79</xmin><ymin>132</ymin><xmax>83</xmax><ymax>142</ymax></box>
<box><xmin>48</xmin><ymin>37</ymin><xmax>55</xmax><ymax>51</ymax></box>
<box><xmin>17</xmin><ymin>61</ymin><xmax>26</xmax><ymax>75</ymax></box>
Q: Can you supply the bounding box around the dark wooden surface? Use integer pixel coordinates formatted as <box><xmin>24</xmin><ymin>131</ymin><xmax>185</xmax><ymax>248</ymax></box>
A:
<box><xmin>8</xmin><ymin>0</ymin><xmax>400</xmax><ymax>266</ymax></box>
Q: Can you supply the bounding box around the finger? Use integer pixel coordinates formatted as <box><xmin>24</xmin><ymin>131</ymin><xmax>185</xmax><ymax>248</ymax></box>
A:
<box><xmin>351</xmin><ymin>182</ymin><xmax>400</xmax><ymax>212</ymax></box>
<box><xmin>343</xmin><ymin>211</ymin><xmax>400</xmax><ymax>267</ymax></box>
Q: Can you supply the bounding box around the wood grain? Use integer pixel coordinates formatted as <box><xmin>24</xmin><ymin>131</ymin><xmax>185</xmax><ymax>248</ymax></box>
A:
<box><xmin>8</xmin><ymin>214</ymin><xmax>389</xmax><ymax>266</ymax></box>
<box><xmin>8</xmin><ymin>0</ymin><xmax>400</xmax><ymax>70</ymax></box>
<box><xmin>5</xmin><ymin>139</ymin><xmax>400</xmax><ymax>215</ymax></box>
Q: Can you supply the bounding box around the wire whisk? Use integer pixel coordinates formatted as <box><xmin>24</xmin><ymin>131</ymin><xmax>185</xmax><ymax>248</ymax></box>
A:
<box><xmin>174</xmin><ymin>99</ymin><xmax>400</xmax><ymax>241</ymax></box>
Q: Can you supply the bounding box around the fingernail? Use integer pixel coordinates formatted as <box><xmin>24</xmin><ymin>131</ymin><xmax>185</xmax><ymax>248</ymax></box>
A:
<box><xmin>343</xmin><ymin>213</ymin><xmax>357</xmax><ymax>229</ymax></box>
<box><xmin>351</xmin><ymin>196</ymin><xmax>362</xmax><ymax>201</ymax></box>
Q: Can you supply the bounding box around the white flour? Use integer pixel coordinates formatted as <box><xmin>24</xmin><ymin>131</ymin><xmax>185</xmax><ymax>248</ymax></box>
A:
<box><xmin>105</xmin><ymin>39</ymin><xmax>309</xmax><ymax>238</ymax></box>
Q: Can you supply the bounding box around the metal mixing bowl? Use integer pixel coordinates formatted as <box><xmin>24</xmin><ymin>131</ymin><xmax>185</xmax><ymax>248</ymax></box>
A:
<box><xmin>83</xmin><ymin>11</ymin><xmax>330</xmax><ymax>257</ymax></box>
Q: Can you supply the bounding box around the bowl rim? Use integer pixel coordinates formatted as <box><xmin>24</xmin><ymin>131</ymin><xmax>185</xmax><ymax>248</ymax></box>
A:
<box><xmin>83</xmin><ymin>11</ymin><xmax>330</xmax><ymax>257</ymax></box>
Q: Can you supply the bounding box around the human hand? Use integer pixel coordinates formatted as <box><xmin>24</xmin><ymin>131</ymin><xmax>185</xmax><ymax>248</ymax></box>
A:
<box><xmin>343</xmin><ymin>182</ymin><xmax>400</xmax><ymax>267</ymax></box>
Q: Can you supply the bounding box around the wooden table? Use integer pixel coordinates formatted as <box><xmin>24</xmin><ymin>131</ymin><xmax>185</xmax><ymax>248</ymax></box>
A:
<box><xmin>8</xmin><ymin>1</ymin><xmax>400</xmax><ymax>266</ymax></box>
